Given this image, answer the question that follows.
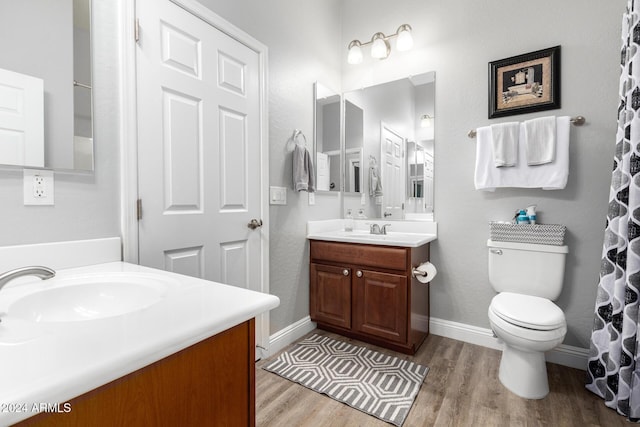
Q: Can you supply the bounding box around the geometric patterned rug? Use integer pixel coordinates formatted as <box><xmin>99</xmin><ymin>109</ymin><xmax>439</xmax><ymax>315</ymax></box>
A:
<box><xmin>263</xmin><ymin>334</ymin><xmax>428</xmax><ymax>426</ymax></box>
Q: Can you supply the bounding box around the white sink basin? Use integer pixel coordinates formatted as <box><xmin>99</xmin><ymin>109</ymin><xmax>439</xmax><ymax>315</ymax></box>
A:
<box><xmin>307</xmin><ymin>230</ymin><xmax>436</xmax><ymax>247</ymax></box>
<box><xmin>7</xmin><ymin>273</ymin><xmax>177</xmax><ymax>323</ymax></box>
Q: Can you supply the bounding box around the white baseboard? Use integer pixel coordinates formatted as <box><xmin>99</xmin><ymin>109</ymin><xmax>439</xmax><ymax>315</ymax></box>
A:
<box><xmin>268</xmin><ymin>316</ymin><xmax>316</xmax><ymax>357</ymax></box>
<box><xmin>427</xmin><ymin>316</ymin><xmax>502</xmax><ymax>350</ymax></box>
<box><xmin>428</xmin><ymin>316</ymin><xmax>589</xmax><ymax>371</ymax></box>
<box><xmin>267</xmin><ymin>315</ymin><xmax>589</xmax><ymax>371</ymax></box>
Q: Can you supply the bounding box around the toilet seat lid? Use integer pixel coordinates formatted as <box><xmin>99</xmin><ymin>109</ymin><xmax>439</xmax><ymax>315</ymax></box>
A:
<box><xmin>490</xmin><ymin>292</ymin><xmax>565</xmax><ymax>331</ymax></box>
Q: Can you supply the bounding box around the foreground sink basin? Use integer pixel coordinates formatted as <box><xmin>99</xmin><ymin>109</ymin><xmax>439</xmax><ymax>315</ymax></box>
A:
<box><xmin>8</xmin><ymin>273</ymin><xmax>177</xmax><ymax>322</ymax></box>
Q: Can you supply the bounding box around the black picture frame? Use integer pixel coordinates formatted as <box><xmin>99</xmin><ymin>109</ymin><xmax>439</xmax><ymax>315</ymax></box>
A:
<box><xmin>488</xmin><ymin>46</ymin><xmax>561</xmax><ymax>119</ymax></box>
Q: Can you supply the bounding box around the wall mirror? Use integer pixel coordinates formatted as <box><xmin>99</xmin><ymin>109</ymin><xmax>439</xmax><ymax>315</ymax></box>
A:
<box><xmin>0</xmin><ymin>0</ymin><xmax>94</xmax><ymax>171</ymax></box>
<box><xmin>344</xmin><ymin>99</ymin><xmax>364</xmax><ymax>194</ymax></box>
<box><xmin>344</xmin><ymin>72</ymin><xmax>435</xmax><ymax>220</ymax></box>
<box><xmin>314</xmin><ymin>82</ymin><xmax>341</xmax><ymax>192</ymax></box>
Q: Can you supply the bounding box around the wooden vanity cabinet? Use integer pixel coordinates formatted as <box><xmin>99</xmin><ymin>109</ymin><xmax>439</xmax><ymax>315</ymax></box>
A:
<box><xmin>17</xmin><ymin>320</ymin><xmax>256</xmax><ymax>427</ymax></box>
<box><xmin>309</xmin><ymin>263</ymin><xmax>352</xmax><ymax>329</ymax></box>
<box><xmin>353</xmin><ymin>269</ymin><xmax>407</xmax><ymax>344</ymax></box>
<box><xmin>310</xmin><ymin>240</ymin><xmax>430</xmax><ymax>355</ymax></box>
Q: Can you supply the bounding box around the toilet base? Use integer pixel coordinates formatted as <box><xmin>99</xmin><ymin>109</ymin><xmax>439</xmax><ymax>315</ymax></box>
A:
<box><xmin>498</xmin><ymin>344</ymin><xmax>549</xmax><ymax>399</ymax></box>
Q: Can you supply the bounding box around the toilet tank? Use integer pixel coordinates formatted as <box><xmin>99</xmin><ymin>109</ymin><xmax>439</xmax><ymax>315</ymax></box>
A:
<box><xmin>487</xmin><ymin>239</ymin><xmax>569</xmax><ymax>300</ymax></box>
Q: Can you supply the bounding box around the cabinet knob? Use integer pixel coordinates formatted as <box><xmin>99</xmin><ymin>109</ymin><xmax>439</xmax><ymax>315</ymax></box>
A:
<box><xmin>343</xmin><ymin>269</ymin><xmax>349</xmax><ymax>276</ymax></box>
<box><xmin>356</xmin><ymin>270</ymin><xmax>363</xmax><ymax>278</ymax></box>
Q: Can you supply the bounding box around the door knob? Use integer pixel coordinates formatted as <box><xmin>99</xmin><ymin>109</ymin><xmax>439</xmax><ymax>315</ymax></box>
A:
<box><xmin>343</xmin><ymin>269</ymin><xmax>349</xmax><ymax>276</ymax></box>
<box><xmin>247</xmin><ymin>219</ymin><xmax>263</xmax><ymax>230</ymax></box>
<box><xmin>356</xmin><ymin>270</ymin><xmax>363</xmax><ymax>278</ymax></box>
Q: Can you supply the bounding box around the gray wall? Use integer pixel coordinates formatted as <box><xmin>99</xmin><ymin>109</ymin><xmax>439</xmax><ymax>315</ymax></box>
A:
<box><xmin>343</xmin><ymin>0</ymin><xmax>623</xmax><ymax>348</ymax></box>
<box><xmin>0</xmin><ymin>0</ymin><xmax>121</xmax><ymax>247</ymax></box>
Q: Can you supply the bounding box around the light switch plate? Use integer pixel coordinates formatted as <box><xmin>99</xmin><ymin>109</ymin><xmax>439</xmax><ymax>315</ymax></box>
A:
<box><xmin>24</xmin><ymin>169</ymin><xmax>54</xmax><ymax>206</ymax></box>
<box><xmin>269</xmin><ymin>186</ymin><xmax>287</xmax><ymax>205</ymax></box>
<box><xmin>308</xmin><ymin>192</ymin><xmax>315</xmax><ymax>205</ymax></box>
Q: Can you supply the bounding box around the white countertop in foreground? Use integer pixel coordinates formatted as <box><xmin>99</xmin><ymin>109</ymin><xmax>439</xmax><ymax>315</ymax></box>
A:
<box><xmin>0</xmin><ymin>262</ymin><xmax>280</xmax><ymax>425</ymax></box>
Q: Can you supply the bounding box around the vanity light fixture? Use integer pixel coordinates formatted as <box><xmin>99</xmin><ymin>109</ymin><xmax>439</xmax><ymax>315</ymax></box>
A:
<box><xmin>370</xmin><ymin>33</ymin><xmax>390</xmax><ymax>59</ymax></box>
<box><xmin>347</xmin><ymin>24</ymin><xmax>413</xmax><ymax>65</ymax></box>
<box><xmin>420</xmin><ymin>114</ymin><xmax>434</xmax><ymax>128</ymax></box>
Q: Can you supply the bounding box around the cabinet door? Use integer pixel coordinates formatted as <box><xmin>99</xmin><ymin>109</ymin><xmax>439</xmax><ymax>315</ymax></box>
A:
<box><xmin>353</xmin><ymin>269</ymin><xmax>407</xmax><ymax>343</ymax></box>
<box><xmin>310</xmin><ymin>263</ymin><xmax>352</xmax><ymax>329</ymax></box>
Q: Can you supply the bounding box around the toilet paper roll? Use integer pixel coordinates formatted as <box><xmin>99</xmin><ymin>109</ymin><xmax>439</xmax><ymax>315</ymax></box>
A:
<box><xmin>413</xmin><ymin>261</ymin><xmax>437</xmax><ymax>284</ymax></box>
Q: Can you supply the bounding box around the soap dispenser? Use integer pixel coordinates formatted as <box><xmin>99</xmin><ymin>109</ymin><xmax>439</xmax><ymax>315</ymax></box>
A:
<box><xmin>516</xmin><ymin>209</ymin><xmax>530</xmax><ymax>224</ymax></box>
<box><xmin>345</xmin><ymin>209</ymin><xmax>354</xmax><ymax>232</ymax></box>
<box><xmin>526</xmin><ymin>205</ymin><xmax>537</xmax><ymax>224</ymax></box>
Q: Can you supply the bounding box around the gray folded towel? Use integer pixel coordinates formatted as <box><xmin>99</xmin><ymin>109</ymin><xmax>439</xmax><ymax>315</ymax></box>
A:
<box><xmin>293</xmin><ymin>144</ymin><xmax>315</xmax><ymax>192</ymax></box>
<box><xmin>369</xmin><ymin>166</ymin><xmax>383</xmax><ymax>197</ymax></box>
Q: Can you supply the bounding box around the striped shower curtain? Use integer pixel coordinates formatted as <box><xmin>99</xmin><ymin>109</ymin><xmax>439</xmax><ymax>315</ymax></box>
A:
<box><xmin>587</xmin><ymin>0</ymin><xmax>640</xmax><ymax>420</ymax></box>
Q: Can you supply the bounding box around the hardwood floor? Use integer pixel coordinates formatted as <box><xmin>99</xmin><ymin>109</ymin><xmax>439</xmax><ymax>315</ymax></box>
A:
<box><xmin>256</xmin><ymin>330</ymin><xmax>627</xmax><ymax>427</ymax></box>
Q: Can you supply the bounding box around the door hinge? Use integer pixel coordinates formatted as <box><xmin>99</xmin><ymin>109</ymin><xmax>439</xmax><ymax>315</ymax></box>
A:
<box><xmin>136</xmin><ymin>199</ymin><xmax>143</xmax><ymax>220</ymax></box>
<box><xmin>134</xmin><ymin>18</ymin><xmax>140</xmax><ymax>43</ymax></box>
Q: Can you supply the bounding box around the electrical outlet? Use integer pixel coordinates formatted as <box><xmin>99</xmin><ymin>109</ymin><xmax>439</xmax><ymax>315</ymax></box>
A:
<box><xmin>33</xmin><ymin>176</ymin><xmax>46</xmax><ymax>198</ymax></box>
<box><xmin>24</xmin><ymin>169</ymin><xmax>54</xmax><ymax>206</ymax></box>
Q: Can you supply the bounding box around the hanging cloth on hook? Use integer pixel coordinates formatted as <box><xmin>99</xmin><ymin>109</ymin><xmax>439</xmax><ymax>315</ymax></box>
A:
<box><xmin>291</xmin><ymin>130</ymin><xmax>315</xmax><ymax>192</ymax></box>
<box><xmin>369</xmin><ymin>156</ymin><xmax>383</xmax><ymax>197</ymax></box>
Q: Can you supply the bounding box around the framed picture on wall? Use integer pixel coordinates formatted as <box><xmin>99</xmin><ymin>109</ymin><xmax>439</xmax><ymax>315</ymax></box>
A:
<box><xmin>488</xmin><ymin>46</ymin><xmax>561</xmax><ymax>119</ymax></box>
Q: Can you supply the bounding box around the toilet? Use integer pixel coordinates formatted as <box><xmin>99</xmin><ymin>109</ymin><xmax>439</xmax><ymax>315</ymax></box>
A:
<box><xmin>487</xmin><ymin>239</ymin><xmax>568</xmax><ymax>399</ymax></box>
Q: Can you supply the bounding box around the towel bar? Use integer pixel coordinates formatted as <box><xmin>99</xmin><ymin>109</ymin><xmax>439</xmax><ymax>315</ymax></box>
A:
<box><xmin>467</xmin><ymin>116</ymin><xmax>585</xmax><ymax>139</ymax></box>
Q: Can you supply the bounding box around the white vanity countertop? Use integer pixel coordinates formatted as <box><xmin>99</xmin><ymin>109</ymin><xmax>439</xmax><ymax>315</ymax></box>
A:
<box><xmin>0</xmin><ymin>261</ymin><xmax>280</xmax><ymax>425</ymax></box>
<box><xmin>306</xmin><ymin>219</ymin><xmax>437</xmax><ymax>247</ymax></box>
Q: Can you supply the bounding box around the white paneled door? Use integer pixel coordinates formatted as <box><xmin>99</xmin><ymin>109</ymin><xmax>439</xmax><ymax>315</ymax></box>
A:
<box><xmin>380</xmin><ymin>123</ymin><xmax>405</xmax><ymax>220</ymax></box>
<box><xmin>135</xmin><ymin>0</ymin><xmax>269</xmax><ymax>355</ymax></box>
<box><xmin>0</xmin><ymin>68</ymin><xmax>44</xmax><ymax>167</ymax></box>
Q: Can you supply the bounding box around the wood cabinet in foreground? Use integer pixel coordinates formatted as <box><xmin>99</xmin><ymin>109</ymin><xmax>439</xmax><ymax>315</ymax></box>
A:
<box><xmin>18</xmin><ymin>319</ymin><xmax>255</xmax><ymax>427</ymax></box>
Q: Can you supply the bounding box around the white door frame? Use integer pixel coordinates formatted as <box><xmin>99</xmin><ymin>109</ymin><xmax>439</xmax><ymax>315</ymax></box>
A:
<box><xmin>119</xmin><ymin>0</ymin><xmax>271</xmax><ymax>356</ymax></box>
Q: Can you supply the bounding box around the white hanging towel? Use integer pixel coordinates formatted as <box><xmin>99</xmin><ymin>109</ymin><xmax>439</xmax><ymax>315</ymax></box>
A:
<box><xmin>490</xmin><ymin>122</ymin><xmax>519</xmax><ymax>167</ymax></box>
<box><xmin>524</xmin><ymin>116</ymin><xmax>556</xmax><ymax>165</ymax></box>
<box><xmin>474</xmin><ymin>116</ymin><xmax>570</xmax><ymax>191</ymax></box>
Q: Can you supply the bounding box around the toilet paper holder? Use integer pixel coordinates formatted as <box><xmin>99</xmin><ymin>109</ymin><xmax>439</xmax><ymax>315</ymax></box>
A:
<box><xmin>411</xmin><ymin>267</ymin><xmax>428</xmax><ymax>278</ymax></box>
<box><xmin>411</xmin><ymin>261</ymin><xmax>437</xmax><ymax>283</ymax></box>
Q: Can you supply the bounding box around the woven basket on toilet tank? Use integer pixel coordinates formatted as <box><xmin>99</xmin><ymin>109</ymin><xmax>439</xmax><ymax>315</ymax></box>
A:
<box><xmin>489</xmin><ymin>222</ymin><xmax>566</xmax><ymax>246</ymax></box>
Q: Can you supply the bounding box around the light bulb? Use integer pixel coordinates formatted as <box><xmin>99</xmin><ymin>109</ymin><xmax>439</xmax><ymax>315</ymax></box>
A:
<box><xmin>347</xmin><ymin>40</ymin><xmax>363</xmax><ymax>64</ymax></box>
<box><xmin>420</xmin><ymin>114</ymin><xmax>433</xmax><ymax>128</ymax></box>
<box><xmin>370</xmin><ymin>33</ymin><xmax>390</xmax><ymax>59</ymax></box>
<box><xmin>396</xmin><ymin>24</ymin><xmax>413</xmax><ymax>52</ymax></box>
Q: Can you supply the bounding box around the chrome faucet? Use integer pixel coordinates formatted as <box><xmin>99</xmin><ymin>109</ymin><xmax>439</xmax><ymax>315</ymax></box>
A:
<box><xmin>0</xmin><ymin>266</ymin><xmax>56</xmax><ymax>292</ymax></box>
<box><xmin>369</xmin><ymin>223</ymin><xmax>392</xmax><ymax>235</ymax></box>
